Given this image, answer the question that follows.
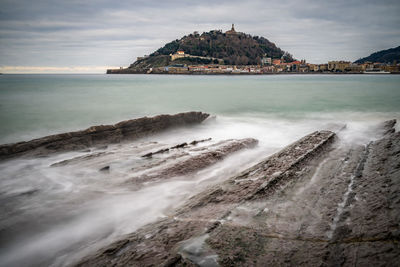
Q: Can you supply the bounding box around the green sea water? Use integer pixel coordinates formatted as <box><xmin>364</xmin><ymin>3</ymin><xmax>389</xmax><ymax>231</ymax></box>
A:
<box><xmin>0</xmin><ymin>74</ymin><xmax>400</xmax><ymax>143</ymax></box>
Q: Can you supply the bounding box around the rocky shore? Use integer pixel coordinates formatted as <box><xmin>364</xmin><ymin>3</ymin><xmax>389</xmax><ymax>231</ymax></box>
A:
<box><xmin>126</xmin><ymin>138</ymin><xmax>258</xmax><ymax>186</ymax></box>
<box><xmin>1</xmin><ymin>113</ymin><xmax>398</xmax><ymax>266</ymax></box>
<box><xmin>75</xmin><ymin>119</ymin><xmax>399</xmax><ymax>266</ymax></box>
<box><xmin>48</xmin><ymin>137</ymin><xmax>259</xmax><ymax>191</ymax></box>
<box><xmin>0</xmin><ymin>112</ymin><xmax>209</xmax><ymax>160</ymax></box>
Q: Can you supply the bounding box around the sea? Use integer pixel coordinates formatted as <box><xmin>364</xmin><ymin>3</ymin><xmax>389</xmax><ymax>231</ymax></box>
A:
<box><xmin>0</xmin><ymin>74</ymin><xmax>399</xmax><ymax>266</ymax></box>
<box><xmin>1</xmin><ymin>74</ymin><xmax>400</xmax><ymax>144</ymax></box>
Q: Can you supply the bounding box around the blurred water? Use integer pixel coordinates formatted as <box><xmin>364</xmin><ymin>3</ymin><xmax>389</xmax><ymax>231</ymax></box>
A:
<box><xmin>1</xmin><ymin>74</ymin><xmax>399</xmax><ymax>144</ymax></box>
<box><xmin>0</xmin><ymin>74</ymin><xmax>399</xmax><ymax>266</ymax></box>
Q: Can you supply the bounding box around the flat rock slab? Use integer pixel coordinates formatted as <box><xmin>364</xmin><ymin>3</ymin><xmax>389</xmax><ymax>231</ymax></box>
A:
<box><xmin>0</xmin><ymin>112</ymin><xmax>209</xmax><ymax>160</ymax></box>
<box><xmin>128</xmin><ymin>138</ymin><xmax>258</xmax><ymax>185</ymax></box>
<box><xmin>205</xmin><ymin>122</ymin><xmax>400</xmax><ymax>266</ymax></box>
<box><xmin>76</xmin><ymin>121</ymin><xmax>400</xmax><ymax>266</ymax></box>
<box><xmin>47</xmin><ymin>137</ymin><xmax>258</xmax><ymax>191</ymax></box>
<box><xmin>76</xmin><ymin>130</ymin><xmax>337</xmax><ymax>266</ymax></box>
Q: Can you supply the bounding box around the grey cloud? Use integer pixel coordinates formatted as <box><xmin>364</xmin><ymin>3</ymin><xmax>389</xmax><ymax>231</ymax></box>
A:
<box><xmin>0</xmin><ymin>0</ymin><xmax>399</xmax><ymax>72</ymax></box>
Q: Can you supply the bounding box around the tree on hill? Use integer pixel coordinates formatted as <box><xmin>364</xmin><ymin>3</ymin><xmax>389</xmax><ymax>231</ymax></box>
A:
<box><xmin>146</xmin><ymin>30</ymin><xmax>294</xmax><ymax>66</ymax></box>
<box><xmin>355</xmin><ymin>46</ymin><xmax>400</xmax><ymax>64</ymax></box>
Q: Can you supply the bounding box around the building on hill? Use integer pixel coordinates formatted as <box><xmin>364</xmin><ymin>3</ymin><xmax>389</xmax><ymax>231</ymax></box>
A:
<box><xmin>226</xmin><ymin>24</ymin><xmax>237</xmax><ymax>35</ymax></box>
<box><xmin>170</xmin><ymin>51</ymin><xmax>186</xmax><ymax>61</ymax></box>
<box><xmin>272</xmin><ymin>59</ymin><xmax>281</xmax><ymax>65</ymax></box>
<box><xmin>170</xmin><ymin>50</ymin><xmax>224</xmax><ymax>64</ymax></box>
<box><xmin>261</xmin><ymin>55</ymin><xmax>272</xmax><ymax>65</ymax></box>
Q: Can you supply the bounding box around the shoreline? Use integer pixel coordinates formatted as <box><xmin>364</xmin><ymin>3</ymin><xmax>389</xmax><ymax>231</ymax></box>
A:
<box><xmin>106</xmin><ymin>71</ymin><xmax>400</xmax><ymax>75</ymax></box>
<box><xmin>1</xmin><ymin>72</ymin><xmax>399</xmax><ymax>75</ymax></box>
<box><xmin>1</xmin><ymin>112</ymin><xmax>399</xmax><ymax>266</ymax></box>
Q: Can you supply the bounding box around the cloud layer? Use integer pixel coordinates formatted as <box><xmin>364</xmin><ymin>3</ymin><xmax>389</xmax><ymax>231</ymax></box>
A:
<box><xmin>1</xmin><ymin>0</ymin><xmax>399</xmax><ymax>73</ymax></box>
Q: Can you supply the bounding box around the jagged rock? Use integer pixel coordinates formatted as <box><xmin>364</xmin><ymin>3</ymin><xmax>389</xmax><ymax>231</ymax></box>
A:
<box><xmin>190</xmin><ymin>138</ymin><xmax>212</xmax><ymax>145</ymax></box>
<box><xmin>99</xmin><ymin>166</ymin><xmax>110</xmax><ymax>172</ymax></box>
<box><xmin>141</xmin><ymin>139</ymin><xmax>212</xmax><ymax>158</ymax></box>
<box><xmin>379</xmin><ymin>119</ymin><xmax>397</xmax><ymax>136</ymax></box>
<box><xmin>171</xmin><ymin>143</ymin><xmax>188</xmax><ymax>149</ymax></box>
<box><xmin>131</xmin><ymin>138</ymin><xmax>258</xmax><ymax>184</ymax></box>
<box><xmin>0</xmin><ymin>112</ymin><xmax>209</xmax><ymax>160</ymax></box>
<box><xmin>141</xmin><ymin>148</ymin><xmax>170</xmax><ymax>158</ymax></box>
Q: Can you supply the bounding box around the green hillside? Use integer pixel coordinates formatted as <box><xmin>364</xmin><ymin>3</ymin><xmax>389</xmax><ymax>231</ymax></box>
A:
<box><xmin>355</xmin><ymin>46</ymin><xmax>400</xmax><ymax>64</ymax></box>
<box><xmin>129</xmin><ymin>26</ymin><xmax>294</xmax><ymax>69</ymax></box>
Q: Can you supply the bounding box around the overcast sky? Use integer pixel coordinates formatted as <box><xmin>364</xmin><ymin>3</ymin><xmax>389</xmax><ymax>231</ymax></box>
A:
<box><xmin>1</xmin><ymin>0</ymin><xmax>399</xmax><ymax>73</ymax></box>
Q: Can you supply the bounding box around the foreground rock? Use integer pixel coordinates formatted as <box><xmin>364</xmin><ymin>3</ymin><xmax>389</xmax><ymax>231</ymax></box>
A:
<box><xmin>77</xmin><ymin>121</ymin><xmax>400</xmax><ymax>266</ymax></box>
<box><xmin>325</xmin><ymin>126</ymin><xmax>400</xmax><ymax>266</ymax></box>
<box><xmin>0</xmin><ymin>132</ymin><xmax>260</xmax><ymax>267</ymax></box>
<box><xmin>50</xmin><ymin>137</ymin><xmax>258</xmax><ymax>189</ymax></box>
<box><xmin>129</xmin><ymin>138</ymin><xmax>258</xmax><ymax>185</ymax></box>
<box><xmin>0</xmin><ymin>112</ymin><xmax>209</xmax><ymax>160</ymax></box>
<box><xmin>76</xmin><ymin>130</ymin><xmax>336</xmax><ymax>266</ymax></box>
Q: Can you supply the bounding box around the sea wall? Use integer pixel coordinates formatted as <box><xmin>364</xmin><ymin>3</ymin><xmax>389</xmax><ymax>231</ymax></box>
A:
<box><xmin>0</xmin><ymin>112</ymin><xmax>209</xmax><ymax>159</ymax></box>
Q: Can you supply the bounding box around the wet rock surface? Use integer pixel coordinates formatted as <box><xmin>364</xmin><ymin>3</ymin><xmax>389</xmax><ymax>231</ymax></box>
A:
<box><xmin>47</xmin><ymin>137</ymin><xmax>258</xmax><ymax>191</ymax></box>
<box><xmin>325</xmin><ymin>130</ymin><xmax>400</xmax><ymax>266</ymax></box>
<box><xmin>0</xmin><ymin>132</ymin><xmax>259</xmax><ymax>267</ymax></box>
<box><xmin>76</xmin><ymin>130</ymin><xmax>335</xmax><ymax>266</ymax></box>
<box><xmin>0</xmin><ymin>112</ymin><xmax>209</xmax><ymax>160</ymax></box>
<box><xmin>129</xmin><ymin>138</ymin><xmax>258</xmax><ymax>185</ymax></box>
<box><xmin>76</xmin><ymin>121</ymin><xmax>400</xmax><ymax>267</ymax></box>
<box><xmin>141</xmin><ymin>138</ymin><xmax>212</xmax><ymax>158</ymax></box>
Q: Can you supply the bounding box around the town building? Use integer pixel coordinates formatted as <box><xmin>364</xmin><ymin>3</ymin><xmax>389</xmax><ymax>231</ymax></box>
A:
<box><xmin>318</xmin><ymin>64</ymin><xmax>328</xmax><ymax>72</ymax></box>
<box><xmin>382</xmin><ymin>64</ymin><xmax>400</xmax><ymax>73</ymax></box>
<box><xmin>272</xmin><ymin>59</ymin><xmax>281</xmax><ymax>65</ymax></box>
<box><xmin>261</xmin><ymin>56</ymin><xmax>272</xmax><ymax>65</ymax></box>
<box><xmin>328</xmin><ymin>61</ymin><xmax>351</xmax><ymax>72</ymax></box>
<box><xmin>347</xmin><ymin>63</ymin><xmax>363</xmax><ymax>73</ymax></box>
<box><xmin>164</xmin><ymin>64</ymin><xmax>188</xmax><ymax>73</ymax></box>
<box><xmin>308</xmin><ymin>64</ymin><xmax>318</xmax><ymax>72</ymax></box>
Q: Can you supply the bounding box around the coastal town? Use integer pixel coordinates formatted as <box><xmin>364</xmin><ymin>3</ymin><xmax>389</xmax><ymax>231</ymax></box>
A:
<box><xmin>108</xmin><ymin>50</ymin><xmax>400</xmax><ymax>74</ymax></box>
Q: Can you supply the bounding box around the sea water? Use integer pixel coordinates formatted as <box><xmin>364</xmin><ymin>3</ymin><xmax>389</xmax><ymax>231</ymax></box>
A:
<box><xmin>1</xmin><ymin>74</ymin><xmax>400</xmax><ymax>144</ymax></box>
<box><xmin>0</xmin><ymin>74</ymin><xmax>399</xmax><ymax>266</ymax></box>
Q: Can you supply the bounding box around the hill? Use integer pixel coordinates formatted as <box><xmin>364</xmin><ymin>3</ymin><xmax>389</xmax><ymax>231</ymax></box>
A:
<box><xmin>128</xmin><ymin>25</ymin><xmax>294</xmax><ymax>70</ymax></box>
<box><xmin>355</xmin><ymin>46</ymin><xmax>400</xmax><ymax>64</ymax></box>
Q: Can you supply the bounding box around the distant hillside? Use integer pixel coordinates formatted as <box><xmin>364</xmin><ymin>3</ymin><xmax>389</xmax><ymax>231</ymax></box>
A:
<box><xmin>129</xmin><ymin>26</ymin><xmax>294</xmax><ymax>70</ymax></box>
<box><xmin>355</xmin><ymin>46</ymin><xmax>400</xmax><ymax>64</ymax></box>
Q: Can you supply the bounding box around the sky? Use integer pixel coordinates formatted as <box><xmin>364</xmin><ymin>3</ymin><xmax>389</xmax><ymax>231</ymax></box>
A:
<box><xmin>0</xmin><ymin>0</ymin><xmax>399</xmax><ymax>73</ymax></box>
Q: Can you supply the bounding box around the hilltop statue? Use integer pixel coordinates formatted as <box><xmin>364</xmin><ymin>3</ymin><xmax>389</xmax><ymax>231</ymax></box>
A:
<box><xmin>226</xmin><ymin>24</ymin><xmax>237</xmax><ymax>35</ymax></box>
